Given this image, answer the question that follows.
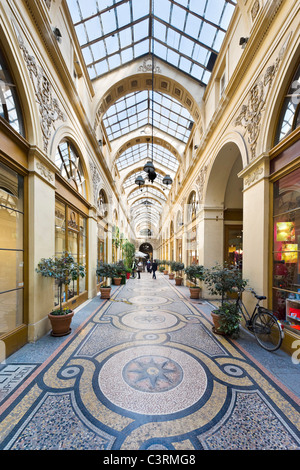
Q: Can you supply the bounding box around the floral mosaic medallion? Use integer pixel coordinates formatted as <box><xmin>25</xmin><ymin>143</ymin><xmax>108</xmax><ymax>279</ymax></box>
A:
<box><xmin>98</xmin><ymin>345</ymin><xmax>208</xmax><ymax>415</ymax></box>
<box><xmin>121</xmin><ymin>310</ymin><xmax>178</xmax><ymax>330</ymax></box>
<box><xmin>122</xmin><ymin>355</ymin><xmax>183</xmax><ymax>393</ymax></box>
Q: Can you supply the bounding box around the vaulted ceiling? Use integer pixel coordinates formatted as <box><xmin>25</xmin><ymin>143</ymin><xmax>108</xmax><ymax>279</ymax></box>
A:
<box><xmin>66</xmin><ymin>0</ymin><xmax>237</xmax><ymax>239</ymax></box>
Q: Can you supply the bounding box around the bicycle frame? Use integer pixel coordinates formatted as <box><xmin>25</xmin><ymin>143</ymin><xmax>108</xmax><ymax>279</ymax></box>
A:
<box><xmin>236</xmin><ymin>289</ymin><xmax>264</xmax><ymax>330</ymax></box>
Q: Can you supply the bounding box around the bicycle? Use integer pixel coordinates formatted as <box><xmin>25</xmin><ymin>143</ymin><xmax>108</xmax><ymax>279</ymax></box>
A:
<box><xmin>236</xmin><ymin>287</ymin><xmax>284</xmax><ymax>352</ymax></box>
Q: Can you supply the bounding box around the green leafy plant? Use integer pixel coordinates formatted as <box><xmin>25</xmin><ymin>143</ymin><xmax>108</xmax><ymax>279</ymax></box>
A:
<box><xmin>204</xmin><ymin>262</ymin><xmax>247</xmax><ymax>305</ymax></box>
<box><xmin>36</xmin><ymin>252</ymin><xmax>85</xmax><ymax>315</ymax></box>
<box><xmin>170</xmin><ymin>261</ymin><xmax>184</xmax><ymax>276</ymax></box>
<box><xmin>184</xmin><ymin>265</ymin><xmax>205</xmax><ymax>287</ymax></box>
<box><xmin>216</xmin><ymin>302</ymin><xmax>241</xmax><ymax>338</ymax></box>
<box><xmin>96</xmin><ymin>262</ymin><xmax>117</xmax><ymax>286</ymax></box>
<box><xmin>122</xmin><ymin>241</ymin><xmax>135</xmax><ymax>270</ymax></box>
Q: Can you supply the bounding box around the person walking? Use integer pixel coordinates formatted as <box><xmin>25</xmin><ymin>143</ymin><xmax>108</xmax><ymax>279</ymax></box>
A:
<box><xmin>146</xmin><ymin>259</ymin><xmax>151</xmax><ymax>273</ymax></box>
<box><xmin>152</xmin><ymin>259</ymin><xmax>158</xmax><ymax>279</ymax></box>
<box><xmin>137</xmin><ymin>261</ymin><xmax>143</xmax><ymax>279</ymax></box>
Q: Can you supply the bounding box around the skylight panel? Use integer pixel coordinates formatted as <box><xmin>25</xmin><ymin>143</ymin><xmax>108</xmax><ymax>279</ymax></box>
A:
<box><xmin>133</xmin><ymin>20</ymin><xmax>148</xmax><ymax>42</ymax></box>
<box><xmin>116</xmin><ymin>2</ymin><xmax>132</xmax><ymax>28</ymax></box>
<box><xmin>132</xmin><ymin>0</ymin><xmax>149</xmax><ymax>20</ymax></box>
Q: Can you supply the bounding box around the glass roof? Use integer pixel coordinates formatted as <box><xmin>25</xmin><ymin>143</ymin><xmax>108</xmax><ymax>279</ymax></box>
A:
<box><xmin>116</xmin><ymin>142</ymin><xmax>179</xmax><ymax>172</ymax></box>
<box><xmin>67</xmin><ymin>0</ymin><xmax>237</xmax><ymax>84</ymax></box>
<box><xmin>103</xmin><ymin>90</ymin><xmax>193</xmax><ymax>142</ymax></box>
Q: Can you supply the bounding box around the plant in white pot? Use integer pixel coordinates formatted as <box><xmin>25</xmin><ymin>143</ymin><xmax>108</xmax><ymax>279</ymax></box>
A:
<box><xmin>36</xmin><ymin>252</ymin><xmax>85</xmax><ymax>336</ymax></box>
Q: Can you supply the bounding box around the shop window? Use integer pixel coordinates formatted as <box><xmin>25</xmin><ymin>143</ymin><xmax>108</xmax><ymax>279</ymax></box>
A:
<box><xmin>275</xmin><ymin>63</ymin><xmax>300</xmax><ymax>144</ymax></box>
<box><xmin>0</xmin><ymin>48</ymin><xmax>25</xmax><ymax>136</ymax></box>
<box><xmin>55</xmin><ymin>140</ymin><xmax>86</xmax><ymax>197</ymax></box>
<box><xmin>273</xmin><ymin>167</ymin><xmax>300</xmax><ymax>329</ymax></box>
<box><xmin>0</xmin><ymin>162</ymin><xmax>24</xmax><ymax>335</ymax></box>
<box><xmin>54</xmin><ymin>200</ymin><xmax>87</xmax><ymax>306</ymax></box>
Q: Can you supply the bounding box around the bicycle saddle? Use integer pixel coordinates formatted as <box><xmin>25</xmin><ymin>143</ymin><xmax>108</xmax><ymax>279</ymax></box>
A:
<box><xmin>255</xmin><ymin>294</ymin><xmax>266</xmax><ymax>300</ymax></box>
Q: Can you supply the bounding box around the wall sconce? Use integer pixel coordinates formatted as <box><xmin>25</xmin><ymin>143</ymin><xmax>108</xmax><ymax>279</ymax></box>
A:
<box><xmin>53</xmin><ymin>27</ymin><xmax>62</xmax><ymax>42</ymax></box>
<box><xmin>239</xmin><ymin>37</ymin><xmax>248</xmax><ymax>49</ymax></box>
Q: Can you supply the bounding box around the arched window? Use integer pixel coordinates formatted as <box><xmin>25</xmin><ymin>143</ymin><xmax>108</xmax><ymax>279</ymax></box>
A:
<box><xmin>187</xmin><ymin>191</ymin><xmax>197</xmax><ymax>221</ymax></box>
<box><xmin>0</xmin><ymin>48</ymin><xmax>24</xmax><ymax>136</ymax></box>
<box><xmin>275</xmin><ymin>63</ymin><xmax>300</xmax><ymax>144</ymax></box>
<box><xmin>55</xmin><ymin>140</ymin><xmax>86</xmax><ymax>197</ymax></box>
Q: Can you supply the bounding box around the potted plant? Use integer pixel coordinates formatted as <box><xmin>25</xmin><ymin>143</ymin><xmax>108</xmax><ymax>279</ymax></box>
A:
<box><xmin>184</xmin><ymin>264</ymin><xmax>205</xmax><ymax>298</ymax></box>
<box><xmin>112</xmin><ymin>262</ymin><xmax>124</xmax><ymax>285</ymax></box>
<box><xmin>211</xmin><ymin>302</ymin><xmax>241</xmax><ymax>337</ymax></box>
<box><xmin>36</xmin><ymin>252</ymin><xmax>85</xmax><ymax>336</ymax></box>
<box><xmin>96</xmin><ymin>262</ymin><xmax>116</xmax><ymax>298</ymax></box>
<box><xmin>204</xmin><ymin>262</ymin><xmax>247</xmax><ymax>335</ymax></box>
<box><xmin>162</xmin><ymin>260</ymin><xmax>168</xmax><ymax>275</ymax></box>
<box><xmin>171</xmin><ymin>261</ymin><xmax>184</xmax><ymax>285</ymax></box>
<box><xmin>159</xmin><ymin>265</ymin><xmax>165</xmax><ymax>273</ymax></box>
<box><xmin>122</xmin><ymin>241</ymin><xmax>135</xmax><ymax>276</ymax></box>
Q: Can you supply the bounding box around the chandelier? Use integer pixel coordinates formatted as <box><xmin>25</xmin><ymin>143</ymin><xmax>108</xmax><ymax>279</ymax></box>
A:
<box><xmin>135</xmin><ymin>0</ymin><xmax>172</xmax><ymax>190</ymax></box>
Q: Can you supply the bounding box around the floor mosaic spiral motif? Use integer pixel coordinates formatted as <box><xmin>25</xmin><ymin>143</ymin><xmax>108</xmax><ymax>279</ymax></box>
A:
<box><xmin>0</xmin><ymin>273</ymin><xmax>299</xmax><ymax>450</ymax></box>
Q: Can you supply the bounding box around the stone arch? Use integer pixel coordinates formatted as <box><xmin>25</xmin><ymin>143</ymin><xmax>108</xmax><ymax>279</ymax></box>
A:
<box><xmin>94</xmin><ymin>73</ymin><xmax>203</xmax><ymax>132</ymax></box>
<box><xmin>114</xmin><ymin>135</ymin><xmax>182</xmax><ymax>167</ymax></box>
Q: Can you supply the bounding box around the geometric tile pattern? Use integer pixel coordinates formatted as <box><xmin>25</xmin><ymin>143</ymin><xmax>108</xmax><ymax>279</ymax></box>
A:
<box><xmin>0</xmin><ymin>274</ymin><xmax>299</xmax><ymax>450</ymax></box>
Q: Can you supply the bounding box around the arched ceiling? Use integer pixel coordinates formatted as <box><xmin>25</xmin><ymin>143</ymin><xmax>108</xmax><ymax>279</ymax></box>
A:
<box><xmin>66</xmin><ymin>0</ymin><xmax>237</xmax><ymax>240</ymax></box>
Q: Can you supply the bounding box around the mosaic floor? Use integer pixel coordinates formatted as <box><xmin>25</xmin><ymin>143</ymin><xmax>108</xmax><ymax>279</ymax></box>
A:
<box><xmin>0</xmin><ymin>273</ymin><xmax>300</xmax><ymax>450</ymax></box>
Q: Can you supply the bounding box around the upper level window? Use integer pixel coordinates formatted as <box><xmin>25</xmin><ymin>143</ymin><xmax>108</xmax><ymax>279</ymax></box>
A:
<box><xmin>275</xmin><ymin>64</ymin><xmax>300</xmax><ymax>145</ymax></box>
<box><xmin>0</xmin><ymin>48</ymin><xmax>24</xmax><ymax>137</ymax></box>
<box><xmin>55</xmin><ymin>140</ymin><xmax>86</xmax><ymax>198</ymax></box>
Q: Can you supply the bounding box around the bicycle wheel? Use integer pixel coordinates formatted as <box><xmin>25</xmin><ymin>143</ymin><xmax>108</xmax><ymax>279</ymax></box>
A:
<box><xmin>252</xmin><ymin>308</ymin><xmax>283</xmax><ymax>351</ymax></box>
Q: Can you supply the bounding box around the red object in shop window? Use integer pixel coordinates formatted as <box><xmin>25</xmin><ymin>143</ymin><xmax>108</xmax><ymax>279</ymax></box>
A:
<box><xmin>289</xmin><ymin>308</ymin><xmax>300</xmax><ymax>319</ymax></box>
<box><xmin>291</xmin><ymin>325</ymin><xmax>300</xmax><ymax>330</ymax></box>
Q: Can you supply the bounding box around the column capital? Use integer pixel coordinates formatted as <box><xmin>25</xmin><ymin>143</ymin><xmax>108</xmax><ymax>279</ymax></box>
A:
<box><xmin>238</xmin><ymin>152</ymin><xmax>270</xmax><ymax>190</ymax></box>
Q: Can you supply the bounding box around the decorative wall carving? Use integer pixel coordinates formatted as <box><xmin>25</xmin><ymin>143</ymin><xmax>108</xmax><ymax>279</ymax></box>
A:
<box><xmin>195</xmin><ymin>165</ymin><xmax>208</xmax><ymax>203</ymax></box>
<box><xmin>234</xmin><ymin>40</ymin><xmax>287</xmax><ymax>159</ymax></box>
<box><xmin>138</xmin><ymin>57</ymin><xmax>161</xmax><ymax>73</ymax></box>
<box><xmin>89</xmin><ymin>158</ymin><xmax>102</xmax><ymax>205</ymax></box>
<box><xmin>16</xmin><ymin>32</ymin><xmax>65</xmax><ymax>153</ymax></box>
<box><xmin>244</xmin><ymin>166</ymin><xmax>263</xmax><ymax>187</ymax></box>
<box><xmin>36</xmin><ymin>161</ymin><xmax>54</xmax><ymax>182</ymax></box>
<box><xmin>251</xmin><ymin>0</ymin><xmax>260</xmax><ymax>22</ymax></box>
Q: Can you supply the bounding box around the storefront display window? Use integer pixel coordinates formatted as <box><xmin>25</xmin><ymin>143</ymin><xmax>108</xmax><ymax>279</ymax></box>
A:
<box><xmin>0</xmin><ymin>161</ymin><xmax>24</xmax><ymax>335</ymax></box>
<box><xmin>54</xmin><ymin>200</ymin><xmax>87</xmax><ymax>306</ymax></box>
<box><xmin>273</xmin><ymin>167</ymin><xmax>300</xmax><ymax>328</ymax></box>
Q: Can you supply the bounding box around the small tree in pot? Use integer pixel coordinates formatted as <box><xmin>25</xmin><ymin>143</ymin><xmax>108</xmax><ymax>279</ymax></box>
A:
<box><xmin>171</xmin><ymin>261</ymin><xmax>184</xmax><ymax>285</ymax></box>
<box><xmin>204</xmin><ymin>262</ymin><xmax>247</xmax><ymax>336</ymax></box>
<box><xmin>36</xmin><ymin>252</ymin><xmax>85</xmax><ymax>336</ymax></box>
<box><xmin>184</xmin><ymin>264</ymin><xmax>205</xmax><ymax>298</ymax></box>
<box><xmin>96</xmin><ymin>262</ymin><xmax>117</xmax><ymax>298</ymax></box>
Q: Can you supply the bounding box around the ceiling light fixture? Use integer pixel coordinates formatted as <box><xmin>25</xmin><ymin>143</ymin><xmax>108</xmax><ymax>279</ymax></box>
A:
<box><xmin>135</xmin><ymin>0</ymin><xmax>172</xmax><ymax>189</ymax></box>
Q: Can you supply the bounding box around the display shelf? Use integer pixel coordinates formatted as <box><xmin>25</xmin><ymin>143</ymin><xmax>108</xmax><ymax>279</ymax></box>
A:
<box><xmin>286</xmin><ymin>298</ymin><xmax>300</xmax><ymax>325</ymax></box>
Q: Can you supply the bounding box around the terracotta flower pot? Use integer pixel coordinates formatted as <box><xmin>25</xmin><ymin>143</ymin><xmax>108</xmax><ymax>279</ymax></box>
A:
<box><xmin>48</xmin><ymin>310</ymin><xmax>74</xmax><ymax>337</ymax></box>
<box><xmin>163</xmin><ymin>270</ymin><xmax>168</xmax><ymax>275</ymax></box>
<box><xmin>175</xmin><ymin>277</ymin><xmax>182</xmax><ymax>286</ymax></box>
<box><xmin>211</xmin><ymin>311</ymin><xmax>226</xmax><ymax>335</ymax></box>
<box><xmin>100</xmin><ymin>287</ymin><xmax>111</xmax><ymax>299</ymax></box>
<box><xmin>169</xmin><ymin>273</ymin><xmax>175</xmax><ymax>280</ymax></box>
<box><xmin>189</xmin><ymin>287</ymin><xmax>201</xmax><ymax>299</ymax></box>
<box><xmin>113</xmin><ymin>277</ymin><xmax>122</xmax><ymax>285</ymax></box>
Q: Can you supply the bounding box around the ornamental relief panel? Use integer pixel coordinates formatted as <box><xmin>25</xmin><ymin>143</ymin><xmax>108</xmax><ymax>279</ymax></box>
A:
<box><xmin>234</xmin><ymin>37</ymin><xmax>289</xmax><ymax>160</ymax></box>
<box><xmin>15</xmin><ymin>28</ymin><xmax>65</xmax><ymax>153</ymax></box>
